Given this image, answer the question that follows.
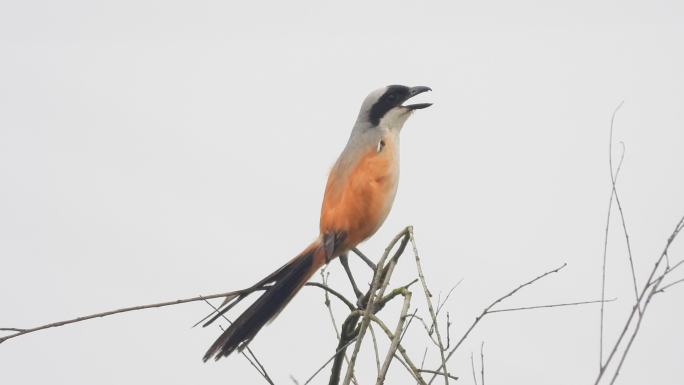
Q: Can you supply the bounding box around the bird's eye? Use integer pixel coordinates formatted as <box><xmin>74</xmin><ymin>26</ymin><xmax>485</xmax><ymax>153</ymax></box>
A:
<box><xmin>388</xmin><ymin>93</ymin><xmax>396</xmax><ymax>100</ymax></box>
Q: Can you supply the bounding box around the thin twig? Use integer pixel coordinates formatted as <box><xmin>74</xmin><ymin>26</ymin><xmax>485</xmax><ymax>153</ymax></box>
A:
<box><xmin>400</xmin><ymin>309</ymin><xmax>420</xmax><ymax>343</ymax></box>
<box><xmin>305</xmin><ymin>338</ymin><xmax>358</xmax><ymax>385</ymax></box>
<box><xmin>245</xmin><ymin>348</ymin><xmax>274</xmax><ymax>385</ymax></box>
<box><xmin>367</xmin><ymin>313</ymin><xmax>428</xmax><ymax>385</ymax></box>
<box><xmin>377</xmin><ymin>280</ymin><xmax>419</xmax><ymax>310</ymax></box>
<box><xmin>607</xmin><ymin>102</ymin><xmax>640</xmax><ymax>306</ymax></box>
<box><xmin>206</xmin><ymin>300</ymin><xmax>275</xmax><ymax>385</ymax></box>
<box><xmin>470</xmin><ymin>352</ymin><xmax>478</xmax><ymax>385</ymax></box>
<box><xmin>392</xmin><ymin>354</ymin><xmax>420</xmax><ymax>383</ymax></box>
<box><xmin>418</xmin><ymin>370</ymin><xmax>459</xmax><ymax>382</ymax></box>
<box><xmin>0</xmin><ymin>290</ymin><xmax>248</xmax><ymax>344</ymax></box>
<box><xmin>595</xmin><ymin>215</ymin><xmax>684</xmax><ymax>384</ymax></box>
<box><xmin>435</xmin><ymin>280</ymin><xmax>463</xmax><ymax>321</ymax></box>
<box><xmin>319</xmin><ymin>269</ymin><xmax>358</xmax><ymax>385</ymax></box>
<box><xmin>489</xmin><ymin>298</ymin><xmax>616</xmax><ymax>313</ymax></box>
<box><xmin>410</xmin><ymin>227</ymin><xmax>450</xmax><ymax>385</ymax></box>
<box><xmin>665</xmin><ymin>259</ymin><xmax>684</xmax><ymax>275</ymax></box>
<box><xmin>657</xmin><ymin>277</ymin><xmax>684</xmax><ymax>293</ymax></box>
<box><xmin>306</xmin><ymin>282</ymin><xmax>356</xmax><ymax>311</ymax></box>
<box><xmin>321</xmin><ymin>270</ymin><xmax>341</xmax><ymax>338</ymax></box>
<box><xmin>419</xmin><ymin>347</ymin><xmax>429</xmax><ymax>383</ymax></box>
<box><xmin>352</xmin><ymin>247</ymin><xmax>377</xmax><ymax>270</ymax></box>
<box><xmin>480</xmin><ymin>341</ymin><xmax>485</xmax><ymax>385</ymax></box>
<box><xmin>427</xmin><ymin>263</ymin><xmax>567</xmax><ymax>384</ymax></box>
<box><xmin>376</xmin><ymin>289</ymin><xmax>412</xmax><ymax>385</ymax></box>
<box><xmin>608</xmin><ymin>280</ymin><xmax>660</xmax><ymax>385</ymax></box>
<box><xmin>445</xmin><ymin>312</ymin><xmax>451</xmax><ymax>350</ymax></box>
<box><xmin>403</xmin><ymin>313</ymin><xmax>440</xmax><ymax>348</ymax></box>
<box><xmin>369</xmin><ymin>324</ymin><xmax>382</xmax><ymax>374</ymax></box>
<box><xmin>599</xmin><ymin>105</ymin><xmax>627</xmax><ymax>366</ymax></box>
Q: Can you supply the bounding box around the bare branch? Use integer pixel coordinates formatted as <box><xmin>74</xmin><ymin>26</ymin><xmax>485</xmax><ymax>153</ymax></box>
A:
<box><xmin>489</xmin><ymin>298</ymin><xmax>616</xmax><ymax>314</ymax></box>
<box><xmin>0</xmin><ymin>290</ymin><xmax>251</xmax><ymax>344</ymax></box>
<box><xmin>592</xmin><ymin>103</ymin><xmax>684</xmax><ymax>383</ymax></box>
<box><xmin>320</xmin><ymin>270</ymin><xmax>341</xmax><ymax>339</ymax></box>
<box><xmin>376</xmin><ymin>289</ymin><xmax>412</xmax><ymax>385</ymax></box>
<box><xmin>305</xmin><ymin>338</ymin><xmax>358</xmax><ymax>385</ymax></box>
<box><xmin>435</xmin><ymin>280</ymin><xmax>463</xmax><ymax>321</ymax></box>
<box><xmin>207</xmin><ymin>300</ymin><xmax>275</xmax><ymax>385</ymax></box>
<box><xmin>470</xmin><ymin>352</ymin><xmax>478</xmax><ymax>385</ymax></box>
<box><xmin>480</xmin><ymin>341</ymin><xmax>485</xmax><ymax>385</ymax></box>
<box><xmin>410</xmin><ymin>227</ymin><xmax>450</xmax><ymax>385</ymax></box>
<box><xmin>327</xmin><ymin>313</ymin><xmax>361</xmax><ymax>385</ymax></box>
<box><xmin>367</xmin><ymin>313</ymin><xmax>428</xmax><ymax>385</ymax></box>
<box><xmin>419</xmin><ymin>347</ymin><xmax>429</xmax><ymax>381</ymax></box>
<box><xmin>342</xmin><ymin>227</ymin><xmax>410</xmax><ymax>385</ymax></box>
<box><xmin>0</xmin><ymin>277</ymin><xmax>359</xmax><ymax>345</ymax></box>
<box><xmin>306</xmin><ymin>281</ymin><xmax>356</xmax><ymax>311</ymax></box>
<box><xmin>657</xmin><ymin>277</ymin><xmax>684</xmax><ymax>293</ymax></box>
<box><xmin>418</xmin><ymin>370</ymin><xmax>458</xmax><ymax>382</ymax></box>
<box><xmin>328</xmin><ymin>229</ymin><xmax>416</xmax><ymax>385</ymax></box>
<box><xmin>595</xmin><ymin>215</ymin><xmax>684</xmax><ymax>385</ymax></box>
<box><xmin>606</xmin><ymin>102</ymin><xmax>639</xmax><ymax>306</ymax></box>
<box><xmin>666</xmin><ymin>258</ymin><xmax>684</xmax><ymax>275</ymax></box>
<box><xmin>339</xmin><ymin>253</ymin><xmax>365</xmax><ymax>299</ymax></box>
<box><xmin>317</xmin><ymin>269</ymin><xmax>360</xmax><ymax>385</ymax></box>
<box><xmin>369</xmin><ymin>324</ymin><xmax>381</xmax><ymax>374</ymax></box>
<box><xmin>427</xmin><ymin>263</ymin><xmax>567</xmax><ymax>384</ymax></box>
<box><xmin>407</xmin><ymin>314</ymin><xmax>441</xmax><ymax>348</ymax></box>
<box><xmin>445</xmin><ymin>312</ymin><xmax>451</xmax><ymax>350</ymax></box>
<box><xmin>608</xmin><ymin>283</ymin><xmax>659</xmax><ymax>385</ymax></box>
<box><xmin>376</xmin><ymin>279</ymin><xmax>419</xmax><ymax>310</ymax></box>
<box><xmin>399</xmin><ymin>309</ymin><xmax>420</xmax><ymax>343</ymax></box>
<box><xmin>351</xmin><ymin>247</ymin><xmax>377</xmax><ymax>270</ymax></box>
<box><xmin>600</xmin><ymin>103</ymin><xmax>627</xmax><ymax>366</ymax></box>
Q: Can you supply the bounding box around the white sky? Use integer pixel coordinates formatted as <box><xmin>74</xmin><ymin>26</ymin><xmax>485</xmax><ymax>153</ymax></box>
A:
<box><xmin>1</xmin><ymin>1</ymin><xmax>683</xmax><ymax>384</ymax></box>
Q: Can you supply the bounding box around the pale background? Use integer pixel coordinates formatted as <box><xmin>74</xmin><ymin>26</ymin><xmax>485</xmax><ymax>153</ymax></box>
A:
<box><xmin>1</xmin><ymin>1</ymin><xmax>683</xmax><ymax>384</ymax></box>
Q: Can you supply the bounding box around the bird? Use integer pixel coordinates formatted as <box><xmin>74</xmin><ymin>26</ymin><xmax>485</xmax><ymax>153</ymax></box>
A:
<box><xmin>202</xmin><ymin>84</ymin><xmax>432</xmax><ymax>362</ymax></box>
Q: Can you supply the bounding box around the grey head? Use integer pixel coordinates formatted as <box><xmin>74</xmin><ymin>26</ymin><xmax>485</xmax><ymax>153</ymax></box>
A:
<box><xmin>334</xmin><ymin>84</ymin><xmax>432</xmax><ymax>173</ymax></box>
<box><xmin>355</xmin><ymin>85</ymin><xmax>432</xmax><ymax>129</ymax></box>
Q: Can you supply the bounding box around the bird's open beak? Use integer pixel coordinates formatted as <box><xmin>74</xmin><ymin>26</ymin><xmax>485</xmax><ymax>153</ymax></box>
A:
<box><xmin>403</xmin><ymin>86</ymin><xmax>432</xmax><ymax>110</ymax></box>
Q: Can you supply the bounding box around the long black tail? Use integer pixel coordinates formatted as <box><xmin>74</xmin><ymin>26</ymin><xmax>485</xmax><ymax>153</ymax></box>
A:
<box><xmin>202</xmin><ymin>243</ymin><xmax>322</xmax><ymax>362</ymax></box>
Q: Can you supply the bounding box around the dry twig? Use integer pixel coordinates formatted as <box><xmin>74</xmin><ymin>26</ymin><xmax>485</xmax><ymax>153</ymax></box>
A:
<box><xmin>207</xmin><ymin>300</ymin><xmax>275</xmax><ymax>385</ymax></box>
<box><xmin>0</xmin><ymin>290</ymin><xmax>252</xmax><ymax>344</ymax></box>
<box><xmin>410</xmin><ymin>228</ymin><xmax>450</xmax><ymax>385</ymax></box>
<box><xmin>427</xmin><ymin>263</ymin><xmax>567</xmax><ymax>384</ymax></box>
<box><xmin>595</xmin><ymin>216</ymin><xmax>684</xmax><ymax>385</ymax></box>
<box><xmin>594</xmin><ymin>103</ymin><xmax>684</xmax><ymax>384</ymax></box>
<box><xmin>479</xmin><ymin>341</ymin><xmax>485</xmax><ymax>385</ymax></box>
<box><xmin>341</xmin><ymin>227</ymin><xmax>411</xmax><ymax>385</ymax></box>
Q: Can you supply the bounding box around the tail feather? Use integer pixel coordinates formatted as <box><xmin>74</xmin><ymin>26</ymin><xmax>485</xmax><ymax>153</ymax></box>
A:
<box><xmin>203</xmin><ymin>242</ymin><xmax>323</xmax><ymax>362</ymax></box>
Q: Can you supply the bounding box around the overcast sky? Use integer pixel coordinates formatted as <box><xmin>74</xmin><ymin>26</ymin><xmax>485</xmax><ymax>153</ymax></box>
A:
<box><xmin>1</xmin><ymin>1</ymin><xmax>683</xmax><ymax>384</ymax></box>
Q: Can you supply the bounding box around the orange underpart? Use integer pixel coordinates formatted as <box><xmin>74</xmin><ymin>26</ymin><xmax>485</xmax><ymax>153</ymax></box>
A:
<box><xmin>320</xmin><ymin>135</ymin><xmax>399</xmax><ymax>252</ymax></box>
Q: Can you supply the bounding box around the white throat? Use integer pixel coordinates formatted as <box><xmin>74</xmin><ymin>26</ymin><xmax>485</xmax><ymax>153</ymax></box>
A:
<box><xmin>378</xmin><ymin>107</ymin><xmax>413</xmax><ymax>131</ymax></box>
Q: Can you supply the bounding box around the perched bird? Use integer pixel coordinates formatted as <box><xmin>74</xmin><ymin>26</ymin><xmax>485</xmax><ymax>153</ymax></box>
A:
<box><xmin>203</xmin><ymin>85</ymin><xmax>432</xmax><ymax>361</ymax></box>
